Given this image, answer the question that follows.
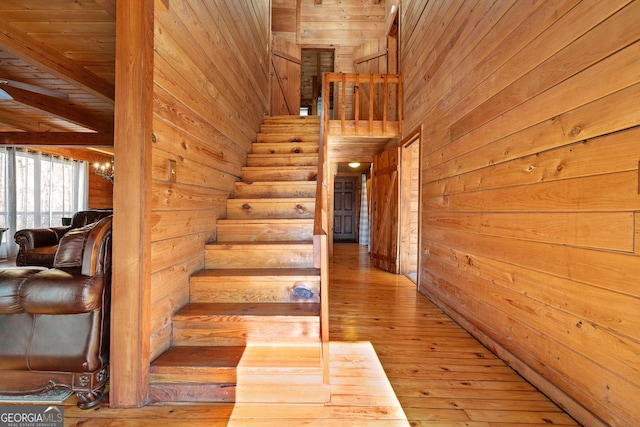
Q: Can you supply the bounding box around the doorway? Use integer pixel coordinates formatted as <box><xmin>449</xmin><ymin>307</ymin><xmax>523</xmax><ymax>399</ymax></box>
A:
<box><xmin>333</xmin><ymin>177</ymin><xmax>357</xmax><ymax>242</ymax></box>
<box><xmin>399</xmin><ymin>128</ymin><xmax>421</xmax><ymax>283</ymax></box>
<box><xmin>300</xmin><ymin>49</ymin><xmax>334</xmax><ymax>115</ymax></box>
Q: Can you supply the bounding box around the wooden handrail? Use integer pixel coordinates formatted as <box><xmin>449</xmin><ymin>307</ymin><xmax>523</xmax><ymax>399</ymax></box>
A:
<box><xmin>314</xmin><ymin>73</ymin><xmax>330</xmax><ymax>384</ymax></box>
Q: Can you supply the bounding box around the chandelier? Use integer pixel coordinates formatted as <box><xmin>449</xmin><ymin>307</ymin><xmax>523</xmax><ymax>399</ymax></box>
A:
<box><xmin>94</xmin><ymin>158</ymin><xmax>114</xmax><ymax>183</ymax></box>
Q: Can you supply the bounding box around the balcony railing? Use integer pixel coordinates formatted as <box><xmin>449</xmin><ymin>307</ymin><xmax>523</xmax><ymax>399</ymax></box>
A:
<box><xmin>322</xmin><ymin>73</ymin><xmax>402</xmax><ymax>138</ymax></box>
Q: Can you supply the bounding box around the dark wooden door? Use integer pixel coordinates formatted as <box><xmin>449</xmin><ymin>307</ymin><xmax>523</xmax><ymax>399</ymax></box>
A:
<box><xmin>334</xmin><ymin>177</ymin><xmax>357</xmax><ymax>242</ymax></box>
<box><xmin>370</xmin><ymin>147</ymin><xmax>399</xmax><ymax>273</ymax></box>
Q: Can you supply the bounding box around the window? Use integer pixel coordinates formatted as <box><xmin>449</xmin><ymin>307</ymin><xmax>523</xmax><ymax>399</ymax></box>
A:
<box><xmin>0</xmin><ymin>148</ymin><xmax>87</xmax><ymax>257</ymax></box>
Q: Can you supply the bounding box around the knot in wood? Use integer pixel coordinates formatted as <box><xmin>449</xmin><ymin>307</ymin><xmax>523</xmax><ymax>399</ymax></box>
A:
<box><xmin>569</xmin><ymin>125</ymin><xmax>582</xmax><ymax>137</ymax></box>
<box><xmin>242</xmin><ymin>203</ymin><xmax>251</xmax><ymax>210</ymax></box>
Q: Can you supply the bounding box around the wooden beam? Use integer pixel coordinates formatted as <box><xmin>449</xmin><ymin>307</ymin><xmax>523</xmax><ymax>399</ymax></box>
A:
<box><xmin>110</xmin><ymin>0</ymin><xmax>154</xmax><ymax>408</ymax></box>
<box><xmin>0</xmin><ymin>114</ymin><xmax>45</xmax><ymax>132</ymax></box>
<box><xmin>1</xmin><ymin>85</ymin><xmax>113</xmax><ymax>133</ymax></box>
<box><xmin>0</xmin><ymin>132</ymin><xmax>113</xmax><ymax>147</ymax></box>
<box><xmin>0</xmin><ymin>19</ymin><xmax>115</xmax><ymax>103</ymax></box>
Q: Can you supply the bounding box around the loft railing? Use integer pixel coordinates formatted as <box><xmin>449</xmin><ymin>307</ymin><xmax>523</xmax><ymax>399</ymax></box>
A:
<box><xmin>323</xmin><ymin>72</ymin><xmax>402</xmax><ymax>137</ymax></box>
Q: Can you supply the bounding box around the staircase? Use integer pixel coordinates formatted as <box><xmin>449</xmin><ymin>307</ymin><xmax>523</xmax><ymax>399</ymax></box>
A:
<box><xmin>149</xmin><ymin>115</ymin><xmax>329</xmax><ymax>404</ymax></box>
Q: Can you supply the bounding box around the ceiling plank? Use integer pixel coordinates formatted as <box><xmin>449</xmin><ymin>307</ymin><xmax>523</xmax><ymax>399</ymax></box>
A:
<box><xmin>2</xmin><ymin>85</ymin><xmax>113</xmax><ymax>133</ymax></box>
<box><xmin>0</xmin><ymin>19</ymin><xmax>115</xmax><ymax>103</ymax></box>
<box><xmin>0</xmin><ymin>132</ymin><xmax>113</xmax><ymax>147</ymax></box>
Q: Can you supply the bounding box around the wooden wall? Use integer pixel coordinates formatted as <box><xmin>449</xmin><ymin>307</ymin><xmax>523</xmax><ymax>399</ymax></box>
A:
<box><xmin>403</xmin><ymin>1</ymin><xmax>640</xmax><ymax>426</ymax></box>
<box><xmin>149</xmin><ymin>0</ymin><xmax>270</xmax><ymax>360</ymax></box>
<box><xmin>297</xmin><ymin>0</ymin><xmax>386</xmax><ymax>73</ymax></box>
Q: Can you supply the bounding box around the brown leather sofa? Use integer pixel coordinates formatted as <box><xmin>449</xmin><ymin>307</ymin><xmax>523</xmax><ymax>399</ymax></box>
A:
<box><xmin>14</xmin><ymin>209</ymin><xmax>112</xmax><ymax>267</ymax></box>
<box><xmin>0</xmin><ymin>215</ymin><xmax>112</xmax><ymax>409</ymax></box>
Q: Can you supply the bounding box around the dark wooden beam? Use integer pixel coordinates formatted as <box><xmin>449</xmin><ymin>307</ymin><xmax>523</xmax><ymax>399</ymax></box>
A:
<box><xmin>1</xmin><ymin>85</ymin><xmax>113</xmax><ymax>133</ymax></box>
<box><xmin>0</xmin><ymin>132</ymin><xmax>113</xmax><ymax>147</ymax></box>
<box><xmin>0</xmin><ymin>19</ymin><xmax>115</xmax><ymax>102</ymax></box>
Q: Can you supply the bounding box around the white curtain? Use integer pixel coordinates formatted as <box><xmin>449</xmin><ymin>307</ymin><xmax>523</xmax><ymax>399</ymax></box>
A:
<box><xmin>359</xmin><ymin>173</ymin><xmax>370</xmax><ymax>248</ymax></box>
<box><xmin>0</xmin><ymin>148</ymin><xmax>87</xmax><ymax>258</ymax></box>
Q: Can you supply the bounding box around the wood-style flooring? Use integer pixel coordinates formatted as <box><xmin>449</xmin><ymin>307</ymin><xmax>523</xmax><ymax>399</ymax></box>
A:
<box><xmin>329</xmin><ymin>244</ymin><xmax>580</xmax><ymax>427</ymax></box>
<box><xmin>2</xmin><ymin>245</ymin><xmax>580</xmax><ymax>426</ymax></box>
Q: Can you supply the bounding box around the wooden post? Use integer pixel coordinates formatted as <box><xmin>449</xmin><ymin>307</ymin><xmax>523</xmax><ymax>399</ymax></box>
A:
<box><xmin>341</xmin><ymin>73</ymin><xmax>346</xmax><ymax>133</ymax></box>
<box><xmin>111</xmin><ymin>0</ymin><xmax>154</xmax><ymax>408</ymax></box>
<box><xmin>368</xmin><ymin>74</ymin><xmax>374</xmax><ymax>135</ymax></box>
<box><xmin>354</xmin><ymin>74</ymin><xmax>360</xmax><ymax>134</ymax></box>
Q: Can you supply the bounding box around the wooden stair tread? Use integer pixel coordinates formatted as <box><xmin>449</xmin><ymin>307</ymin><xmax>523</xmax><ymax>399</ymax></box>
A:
<box><xmin>192</xmin><ymin>268</ymin><xmax>319</xmax><ymax>278</ymax></box>
<box><xmin>241</xmin><ymin>165</ymin><xmax>317</xmax><ymax>171</ymax></box>
<box><xmin>150</xmin><ymin>346</ymin><xmax>245</xmax><ymax>370</ymax></box>
<box><xmin>247</xmin><ymin>153</ymin><xmax>317</xmax><ymax>158</ymax></box>
<box><xmin>235</xmin><ymin>181</ymin><xmax>316</xmax><ymax>187</ymax></box>
<box><xmin>263</xmin><ymin>115</ymin><xmax>320</xmax><ymax>121</ymax></box>
<box><xmin>175</xmin><ymin>302</ymin><xmax>321</xmax><ymax>317</ymax></box>
<box><xmin>207</xmin><ymin>240</ymin><xmax>313</xmax><ymax>246</ymax></box>
<box><xmin>217</xmin><ymin>218</ymin><xmax>313</xmax><ymax>224</ymax></box>
<box><xmin>230</xmin><ymin>197</ymin><xmax>315</xmax><ymax>202</ymax></box>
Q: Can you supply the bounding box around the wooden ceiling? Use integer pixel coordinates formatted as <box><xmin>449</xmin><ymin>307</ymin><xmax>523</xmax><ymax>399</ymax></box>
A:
<box><xmin>0</xmin><ymin>0</ymin><xmax>115</xmax><ymax>148</ymax></box>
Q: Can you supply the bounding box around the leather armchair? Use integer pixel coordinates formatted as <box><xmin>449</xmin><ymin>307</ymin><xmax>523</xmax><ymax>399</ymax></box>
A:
<box><xmin>14</xmin><ymin>209</ymin><xmax>112</xmax><ymax>267</ymax></box>
<box><xmin>0</xmin><ymin>215</ymin><xmax>112</xmax><ymax>409</ymax></box>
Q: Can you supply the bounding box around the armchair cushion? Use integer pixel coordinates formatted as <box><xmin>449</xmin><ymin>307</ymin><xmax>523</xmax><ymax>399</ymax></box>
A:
<box><xmin>53</xmin><ymin>224</ymin><xmax>93</xmax><ymax>268</ymax></box>
<box><xmin>19</xmin><ymin>270</ymin><xmax>105</xmax><ymax>315</ymax></box>
<box><xmin>0</xmin><ymin>268</ymin><xmax>47</xmax><ymax>314</ymax></box>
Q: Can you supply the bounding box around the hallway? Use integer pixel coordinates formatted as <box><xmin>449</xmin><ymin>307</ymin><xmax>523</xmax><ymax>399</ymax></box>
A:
<box><xmin>329</xmin><ymin>244</ymin><xmax>580</xmax><ymax>426</ymax></box>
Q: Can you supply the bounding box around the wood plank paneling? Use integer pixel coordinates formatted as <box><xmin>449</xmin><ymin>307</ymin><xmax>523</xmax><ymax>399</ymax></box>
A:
<box><xmin>404</xmin><ymin>1</ymin><xmax>640</xmax><ymax>426</ymax></box>
<box><xmin>298</xmin><ymin>0</ymin><xmax>386</xmax><ymax>73</ymax></box>
<box><xmin>149</xmin><ymin>0</ymin><xmax>270</xmax><ymax>366</ymax></box>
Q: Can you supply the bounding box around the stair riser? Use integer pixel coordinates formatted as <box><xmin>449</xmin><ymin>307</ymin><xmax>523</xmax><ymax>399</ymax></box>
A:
<box><xmin>262</xmin><ymin>116</ymin><xmax>320</xmax><ymax>124</ymax></box>
<box><xmin>241</xmin><ymin>167</ymin><xmax>317</xmax><ymax>182</ymax></box>
<box><xmin>149</xmin><ymin>379</ymin><xmax>328</xmax><ymax>404</ymax></box>
<box><xmin>256</xmin><ymin>134</ymin><xmax>320</xmax><ymax>143</ymax></box>
<box><xmin>259</xmin><ymin>125</ymin><xmax>320</xmax><ymax>134</ymax></box>
<box><xmin>246</xmin><ymin>156</ymin><xmax>318</xmax><ymax>167</ymax></box>
<box><xmin>251</xmin><ymin>143</ymin><xmax>318</xmax><ymax>154</ymax></box>
<box><xmin>172</xmin><ymin>321</ymin><xmax>320</xmax><ymax>346</ymax></box>
<box><xmin>217</xmin><ymin>221</ymin><xmax>313</xmax><ymax>242</ymax></box>
<box><xmin>205</xmin><ymin>246</ymin><xmax>314</xmax><ymax>269</ymax></box>
<box><xmin>190</xmin><ymin>277</ymin><xmax>320</xmax><ymax>303</ymax></box>
<box><xmin>234</xmin><ymin>181</ymin><xmax>316</xmax><ymax>198</ymax></box>
<box><xmin>149</xmin><ymin>368</ymin><xmax>236</xmax><ymax>384</ymax></box>
<box><xmin>148</xmin><ymin>384</ymin><xmax>235</xmax><ymax>403</ymax></box>
<box><xmin>226</xmin><ymin>200</ymin><xmax>315</xmax><ymax>220</ymax></box>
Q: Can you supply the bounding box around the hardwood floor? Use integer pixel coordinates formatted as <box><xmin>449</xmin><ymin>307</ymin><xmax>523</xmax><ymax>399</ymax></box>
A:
<box><xmin>329</xmin><ymin>244</ymin><xmax>580</xmax><ymax>427</ymax></box>
<box><xmin>4</xmin><ymin>245</ymin><xmax>580</xmax><ymax>426</ymax></box>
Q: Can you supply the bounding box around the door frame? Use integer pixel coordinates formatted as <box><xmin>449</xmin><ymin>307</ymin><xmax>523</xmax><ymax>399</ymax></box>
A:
<box><xmin>399</xmin><ymin>125</ymin><xmax>422</xmax><ymax>284</ymax></box>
